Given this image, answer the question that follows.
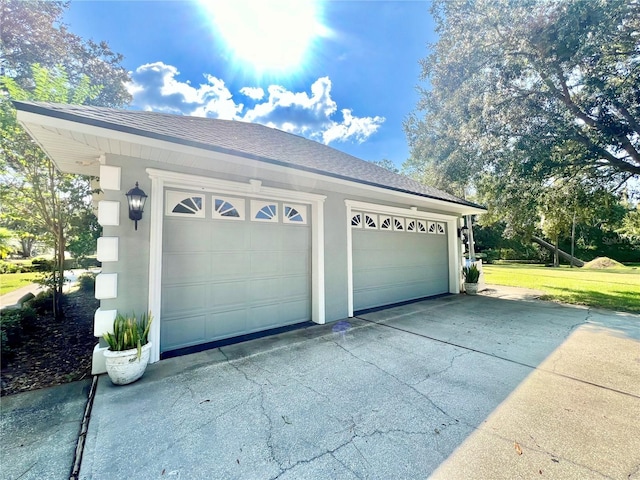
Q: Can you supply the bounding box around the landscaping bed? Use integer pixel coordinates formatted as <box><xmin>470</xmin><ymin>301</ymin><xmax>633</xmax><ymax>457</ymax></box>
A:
<box><xmin>1</xmin><ymin>287</ymin><xmax>97</xmax><ymax>396</ymax></box>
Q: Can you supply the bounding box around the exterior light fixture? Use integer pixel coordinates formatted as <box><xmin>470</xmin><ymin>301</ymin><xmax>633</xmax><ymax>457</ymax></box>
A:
<box><xmin>125</xmin><ymin>182</ymin><xmax>147</xmax><ymax>230</ymax></box>
<box><xmin>458</xmin><ymin>226</ymin><xmax>469</xmax><ymax>240</ymax></box>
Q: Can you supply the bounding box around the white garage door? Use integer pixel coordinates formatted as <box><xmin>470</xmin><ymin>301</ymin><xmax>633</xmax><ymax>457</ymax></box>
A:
<box><xmin>352</xmin><ymin>212</ymin><xmax>449</xmax><ymax>312</ymax></box>
<box><xmin>161</xmin><ymin>190</ymin><xmax>311</xmax><ymax>353</ymax></box>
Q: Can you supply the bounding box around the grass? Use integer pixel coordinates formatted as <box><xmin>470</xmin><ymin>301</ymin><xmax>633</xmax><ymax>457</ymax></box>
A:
<box><xmin>482</xmin><ymin>264</ymin><xmax>640</xmax><ymax>314</ymax></box>
<box><xmin>0</xmin><ymin>272</ymin><xmax>41</xmax><ymax>296</ymax></box>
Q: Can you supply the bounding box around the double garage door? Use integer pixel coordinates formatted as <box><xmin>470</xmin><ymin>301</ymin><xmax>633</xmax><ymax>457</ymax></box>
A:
<box><xmin>352</xmin><ymin>211</ymin><xmax>449</xmax><ymax>312</ymax></box>
<box><xmin>161</xmin><ymin>190</ymin><xmax>311</xmax><ymax>353</ymax></box>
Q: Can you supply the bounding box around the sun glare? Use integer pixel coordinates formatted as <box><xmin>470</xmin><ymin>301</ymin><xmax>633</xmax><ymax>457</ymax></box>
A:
<box><xmin>200</xmin><ymin>0</ymin><xmax>324</xmax><ymax>74</ymax></box>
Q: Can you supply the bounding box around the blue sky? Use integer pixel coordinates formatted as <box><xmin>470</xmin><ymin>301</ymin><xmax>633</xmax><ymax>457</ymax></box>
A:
<box><xmin>64</xmin><ymin>1</ymin><xmax>436</xmax><ymax>167</ymax></box>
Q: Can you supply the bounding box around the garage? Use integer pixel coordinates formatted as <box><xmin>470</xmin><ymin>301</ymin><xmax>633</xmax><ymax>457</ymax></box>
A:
<box><xmin>351</xmin><ymin>210</ymin><xmax>449</xmax><ymax>312</ymax></box>
<box><xmin>161</xmin><ymin>189</ymin><xmax>311</xmax><ymax>353</ymax></box>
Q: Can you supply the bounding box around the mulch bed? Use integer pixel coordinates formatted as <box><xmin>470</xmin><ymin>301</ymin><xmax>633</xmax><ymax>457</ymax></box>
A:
<box><xmin>1</xmin><ymin>288</ymin><xmax>98</xmax><ymax>397</ymax></box>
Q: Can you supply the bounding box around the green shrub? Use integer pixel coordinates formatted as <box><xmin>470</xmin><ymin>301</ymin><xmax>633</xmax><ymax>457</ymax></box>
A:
<box><xmin>77</xmin><ymin>273</ymin><xmax>96</xmax><ymax>292</ymax></box>
<box><xmin>103</xmin><ymin>312</ymin><xmax>153</xmax><ymax>360</ymax></box>
<box><xmin>27</xmin><ymin>291</ymin><xmax>54</xmax><ymax>314</ymax></box>
<box><xmin>78</xmin><ymin>257</ymin><xmax>101</xmax><ymax>269</ymax></box>
<box><xmin>0</xmin><ymin>261</ymin><xmax>20</xmax><ymax>274</ymax></box>
<box><xmin>0</xmin><ymin>306</ymin><xmax>36</xmax><ymax>359</ymax></box>
<box><xmin>31</xmin><ymin>258</ymin><xmax>54</xmax><ymax>272</ymax></box>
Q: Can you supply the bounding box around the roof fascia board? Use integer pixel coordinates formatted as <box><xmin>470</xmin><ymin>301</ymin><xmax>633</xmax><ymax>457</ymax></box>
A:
<box><xmin>345</xmin><ymin>200</ymin><xmax>459</xmax><ymax>221</ymax></box>
<box><xmin>146</xmin><ymin>168</ymin><xmax>327</xmax><ymax>204</ymax></box>
<box><xmin>17</xmin><ymin>108</ymin><xmax>486</xmax><ymax>215</ymax></box>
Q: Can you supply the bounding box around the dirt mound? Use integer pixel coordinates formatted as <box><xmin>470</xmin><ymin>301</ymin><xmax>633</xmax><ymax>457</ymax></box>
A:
<box><xmin>583</xmin><ymin>257</ymin><xmax>625</xmax><ymax>269</ymax></box>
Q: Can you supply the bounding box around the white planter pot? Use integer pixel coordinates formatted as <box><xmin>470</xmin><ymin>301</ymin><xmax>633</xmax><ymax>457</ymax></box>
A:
<box><xmin>464</xmin><ymin>283</ymin><xmax>479</xmax><ymax>295</ymax></box>
<box><xmin>104</xmin><ymin>342</ymin><xmax>151</xmax><ymax>385</ymax></box>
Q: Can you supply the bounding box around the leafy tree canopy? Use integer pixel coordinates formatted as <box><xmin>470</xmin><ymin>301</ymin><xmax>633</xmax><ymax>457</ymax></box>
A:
<box><xmin>404</xmin><ymin>0</ymin><xmax>640</xmax><ymax>193</ymax></box>
<box><xmin>0</xmin><ymin>0</ymin><xmax>131</xmax><ymax>107</ymax></box>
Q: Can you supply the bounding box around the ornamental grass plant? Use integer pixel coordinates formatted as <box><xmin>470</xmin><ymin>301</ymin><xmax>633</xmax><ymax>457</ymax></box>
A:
<box><xmin>103</xmin><ymin>312</ymin><xmax>152</xmax><ymax>360</ymax></box>
<box><xmin>462</xmin><ymin>263</ymin><xmax>480</xmax><ymax>283</ymax></box>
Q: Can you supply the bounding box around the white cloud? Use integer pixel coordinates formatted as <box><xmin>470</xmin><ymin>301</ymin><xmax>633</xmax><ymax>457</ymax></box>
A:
<box><xmin>322</xmin><ymin>109</ymin><xmax>385</xmax><ymax>144</ymax></box>
<box><xmin>126</xmin><ymin>62</ymin><xmax>243</xmax><ymax>119</ymax></box>
<box><xmin>239</xmin><ymin>87</ymin><xmax>265</xmax><ymax>100</ymax></box>
<box><xmin>126</xmin><ymin>63</ymin><xmax>385</xmax><ymax>144</ymax></box>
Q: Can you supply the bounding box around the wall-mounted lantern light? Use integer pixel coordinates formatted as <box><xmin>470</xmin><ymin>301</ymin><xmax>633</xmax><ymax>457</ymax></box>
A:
<box><xmin>125</xmin><ymin>182</ymin><xmax>147</xmax><ymax>230</ymax></box>
<box><xmin>458</xmin><ymin>225</ymin><xmax>469</xmax><ymax>241</ymax></box>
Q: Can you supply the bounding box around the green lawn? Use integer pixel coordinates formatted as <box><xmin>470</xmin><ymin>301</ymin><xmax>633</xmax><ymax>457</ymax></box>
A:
<box><xmin>482</xmin><ymin>264</ymin><xmax>640</xmax><ymax>313</ymax></box>
<box><xmin>0</xmin><ymin>272</ymin><xmax>41</xmax><ymax>296</ymax></box>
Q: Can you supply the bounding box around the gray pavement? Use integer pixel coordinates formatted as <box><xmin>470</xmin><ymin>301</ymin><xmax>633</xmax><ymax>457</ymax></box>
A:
<box><xmin>77</xmin><ymin>293</ymin><xmax>640</xmax><ymax>480</ymax></box>
<box><xmin>1</xmin><ymin>379</ymin><xmax>91</xmax><ymax>480</ymax></box>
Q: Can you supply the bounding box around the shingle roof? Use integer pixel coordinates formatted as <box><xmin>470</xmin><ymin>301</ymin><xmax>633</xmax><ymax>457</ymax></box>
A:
<box><xmin>14</xmin><ymin>101</ymin><xmax>484</xmax><ymax>209</ymax></box>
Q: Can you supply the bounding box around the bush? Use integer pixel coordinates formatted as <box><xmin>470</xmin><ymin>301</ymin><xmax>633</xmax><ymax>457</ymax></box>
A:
<box><xmin>0</xmin><ymin>306</ymin><xmax>36</xmax><ymax>359</ymax></box>
<box><xmin>27</xmin><ymin>291</ymin><xmax>54</xmax><ymax>314</ymax></box>
<box><xmin>31</xmin><ymin>257</ymin><xmax>54</xmax><ymax>272</ymax></box>
<box><xmin>77</xmin><ymin>273</ymin><xmax>96</xmax><ymax>292</ymax></box>
<box><xmin>77</xmin><ymin>257</ymin><xmax>101</xmax><ymax>269</ymax></box>
<box><xmin>0</xmin><ymin>261</ymin><xmax>20</xmax><ymax>274</ymax></box>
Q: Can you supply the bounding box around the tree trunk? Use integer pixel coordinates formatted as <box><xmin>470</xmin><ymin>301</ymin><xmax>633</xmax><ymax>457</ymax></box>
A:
<box><xmin>570</xmin><ymin>212</ymin><xmax>576</xmax><ymax>268</ymax></box>
<box><xmin>553</xmin><ymin>234</ymin><xmax>559</xmax><ymax>267</ymax></box>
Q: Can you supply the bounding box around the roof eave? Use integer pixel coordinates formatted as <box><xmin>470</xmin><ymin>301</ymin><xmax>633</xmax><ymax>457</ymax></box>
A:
<box><xmin>13</xmin><ymin>100</ymin><xmax>487</xmax><ymax>214</ymax></box>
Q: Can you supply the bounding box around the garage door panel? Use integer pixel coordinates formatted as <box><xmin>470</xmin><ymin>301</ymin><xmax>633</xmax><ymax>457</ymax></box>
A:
<box><xmin>250</xmin><ymin>251</ymin><xmax>282</xmax><ymax>275</ymax></box>
<box><xmin>284</xmin><ymin>250</ymin><xmax>310</xmax><ymax>274</ymax></box>
<box><xmin>164</xmin><ymin>253</ymin><xmax>211</xmax><ymax>282</ymax></box>
<box><xmin>162</xmin><ymin>191</ymin><xmax>311</xmax><ymax>354</ymax></box>
<box><xmin>206</xmin><ymin>309</ymin><xmax>248</xmax><ymax>339</ymax></box>
<box><xmin>281</xmin><ymin>226</ymin><xmax>310</xmax><ymax>249</ymax></box>
<box><xmin>211</xmin><ymin>223</ymin><xmax>249</xmax><ymax>250</ymax></box>
<box><xmin>162</xmin><ymin>284</ymin><xmax>206</xmax><ymax>315</ymax></box>
<box><xmin>209</xmin><ymin>280</ymin><xmax>248</xmax><ymax>308</ymax></box>
<box><xmin>249</xmin><ymin>224</ymin><xmax>284</xmax><ymax>250</ymax></box>
<box><xmin>247</xmin><ymin>303</ymin><xmax>281</xmax><ymax>330</ymax></box>
<box><xmin>163</xmin><ymin>219</ymin><xmax>211</xmax><ymax>253</ymax></box>
<box><xmin>279</xmin><ymin>299</ymin><xmax>310</xmax><ymax>324</ymax></box>
<box><xmin>162</xmin><ymin>314</ymin><xmax>206</xmax><ymax>350</ymax></box>
<box><xmin>284</xmin><ymin>274</ymin><xmax>311</xmax><ymax>298</ymax></box>
<box><xmin>353</xmin><ymin>221</ymin><xmax>449</xmax><ymax>311</ymax></box>
<box><xmin>211</xmin><ymin>252</ymin><xmax>249</xmax><ymax>278</ymax></box>
<box><xmin>249</xmin><ymin>277</ymin><xmax>281</xmax><ymax>302</ymax></box>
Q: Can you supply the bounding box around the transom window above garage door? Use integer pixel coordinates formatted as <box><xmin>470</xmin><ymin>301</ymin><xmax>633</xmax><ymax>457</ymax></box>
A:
<box><xmin>351</xmin><ymin>211</ymin><xmax>444</xmax><ymax>234</ymax></box>
<box><xmin>165</xmin><ymin>192</ymin><xmax>307</xmax><ymax>225</ymax></box>
<box><xmin>166</xmin><ymin>191</ymin><xmax>205</xmax><ymax>218</ymax></box>
<box><xmin>213</xmin><ymin>196</ymin><xmax>245</xmax><ymax>220</ymax></box>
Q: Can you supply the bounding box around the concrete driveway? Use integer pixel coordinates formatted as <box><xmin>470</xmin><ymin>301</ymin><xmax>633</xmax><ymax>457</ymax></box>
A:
<box><xmin>79</xmin><ymin>293</ymin><xmax>640</xmax><ymax>479</ymax></box>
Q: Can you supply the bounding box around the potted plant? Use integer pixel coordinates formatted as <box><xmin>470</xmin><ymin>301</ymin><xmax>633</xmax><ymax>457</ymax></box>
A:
<box><xmin>462</xmin><ymin>263</ymin><xmax>481</xmax><ymax>295</ymax></box>
<box><xmin>103</xmin><ymin>312</ymin><xmax>153</xmax><ymax>385</ymax></box>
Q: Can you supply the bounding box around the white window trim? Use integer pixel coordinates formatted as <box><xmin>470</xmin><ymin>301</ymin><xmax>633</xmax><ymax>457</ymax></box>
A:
<box><xmin>406</xmin><ymin>219</ymin><xmax>417</xmax><ymax>233</ymax></box>
<box><xmin>283</xmin><ymin>203</ymin><xmax>308</xmax><ymax>225</ymax></box>
<box><xmin>165</xmin><ymin>190</ymin><xmax>206</xmax><ymax>218</ymax></box>
<box><xmin>351</xmin><ymin>212</ymin><xmax>363</xmax><ymax>228</ymax></box>
<box><xmin>363</xmin><ymin>213</ymin><xmax>378</xmax><ymax>230</ymax></box>
<box><xmin>345</xmin><ymin>199</ymin><xmax>460</xmax><ymax>317</ymax></box>
<box><xmin>393</xmin><ymin>217</ymin><xmax>405</xmax><ymax>231</ymax></box>
<box><xmin>379</xmin><ymin>215</ymin><xmax>392</xmax><ymax>230</ymax></box>
<box><xmin>147</xmin><ymin>168</ymin><xmax>326</xmax><ymax>363</ymax></box>
<box><xmin>251</xmin><ymin>200</ymin><xmax>279</xmax><ymax>222</ymax></box>
<box><xmin>213</xmin><ymin>196</ymin><xmax>245</xmax><ymax>220</ymax></box>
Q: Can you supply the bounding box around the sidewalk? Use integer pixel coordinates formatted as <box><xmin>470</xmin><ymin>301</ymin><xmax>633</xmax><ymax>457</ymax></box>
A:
<box><xmin>0</xmin><ymin>283</ymin><xmax>45</xmax><ymax>309</ymax></box>
<box><xmin>0</xmin><ymin>269</ymin><xmax>90</xmax><ymax>309</ymax></box>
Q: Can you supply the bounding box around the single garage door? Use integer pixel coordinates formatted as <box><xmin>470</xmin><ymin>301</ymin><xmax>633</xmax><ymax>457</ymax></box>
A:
<box><xmin>161</xmin><ymin>190</ymin><xmax>311</xmax><ymax>353</ymax></box>
<box><xmin>352</xmin><ymin>211</ymin><xmax>449</xmax><ymax>312</ymax></box>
